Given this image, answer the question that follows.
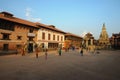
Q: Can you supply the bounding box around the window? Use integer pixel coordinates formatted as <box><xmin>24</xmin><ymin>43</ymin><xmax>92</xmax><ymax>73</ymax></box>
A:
<box><xmin>2</xmin><ymin>33</ymin><xmax>10</xmax><ymax>40</ymax></box>
<box><xmin>29</xmin><ymin>28</ymin><xmax>33</xmax><ymax>33</ymax></box>
<box><xmin>42</xmin><ymin>32</ymin><xmax>45</xmax><ymax>40</ymax></box>
<box><xmin>0</xmin><ymin>19</ymin><xmax>15</xmax><ymax>31</ymax></box>
<box><xmin>29</xmin><ymin>37</ymin><xmax>33</xmax><ymax>41</ymax></box>
<box><xmin>48</xmin><ymin>34</ymin><xmax>51</xmax><ymax>40</ymax></box>
<box><xmin>48</xmin><ymin>43</ymin><xmax>58</xmax><ymax>48</ymax></box>
<box><xmin>57</xmin><ymin>35</ymin><xmax>59</xmax><ymax>41</ymax></box>
<box><xmin>61</xmin><ymin>36</ymin><xmax>63</xmax><ymax>41</ymax></box>
<box><xmin>17</xmin><ymin>36</ymin><xmax>22</xmax><ymax>40</ymax></box>
<box><xmin>41</xmin><ymin>43</ymin><xmax>44</xmax><ymax>48</ymax></box>
<box><xmin>53</xmin><ymin>35</ymin><xmax>55</xmax><ymax>40</ymax></box>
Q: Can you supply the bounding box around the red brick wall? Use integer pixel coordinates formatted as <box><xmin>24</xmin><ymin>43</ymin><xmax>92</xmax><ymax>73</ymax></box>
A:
<box><xmin>0</xmin><ymin>24</ymin><xmax>38</xmax><ymax>51</ymax></box>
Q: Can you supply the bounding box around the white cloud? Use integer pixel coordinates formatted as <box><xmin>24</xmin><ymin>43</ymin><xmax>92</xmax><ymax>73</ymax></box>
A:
<box><xmin>25</xmin><ymin>7</ymin><xmax>41</xmax><ymax>22</ymax></box>
<box><xmin>25</xmin><ymin>8</ymin><xmax>31</xmax><ymax>17</ymax></box>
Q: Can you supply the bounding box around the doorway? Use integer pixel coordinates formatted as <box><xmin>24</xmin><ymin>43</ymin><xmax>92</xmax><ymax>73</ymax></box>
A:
<box><xmin>3</xmin><ymin>44</ymin><xmax>8</xmax><ymax>51</ymax></box>
<box><xmin>28</xmin><ymin>43</ymin><xmax>33</xmax><ymax>53</ymax></box>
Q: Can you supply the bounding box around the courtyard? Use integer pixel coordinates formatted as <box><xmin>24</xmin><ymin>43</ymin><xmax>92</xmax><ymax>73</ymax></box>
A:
<box><xmin>0</xmin><ymin>50</ymin><xmax>120</xmax><ymax>80</ymax></box>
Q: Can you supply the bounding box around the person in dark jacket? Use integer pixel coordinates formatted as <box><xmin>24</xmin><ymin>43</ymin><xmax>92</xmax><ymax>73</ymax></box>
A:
<box><xmin>58</xmin><ymin>48</ymin><xmax>62</xmax><ymax>56</ymax></box>
<box><xmin>80</xmin><ymin>48</ymin><xmax>83</xmax><ymax>56</ymax></box>
<box><xmin>45</xmin><ymin>48</ymin><xmax>48</xmax><ymax>60</ymax></box>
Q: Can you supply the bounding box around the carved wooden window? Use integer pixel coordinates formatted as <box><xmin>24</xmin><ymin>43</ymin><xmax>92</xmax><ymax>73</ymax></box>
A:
<box><xmin>42</xmin><ymin>32</ymin><xmax>45</xmax><ymax>40</ymax></box>
<box><xmin>2</xmin><ymin>33</ymin><xmax>10</xmax><ymax>40</ymax></box>
<box><xmin>57</xmin><ymin>35</ymin><xmax>59</xmax><ymax>41</ymax></box>
<box><xmin>53</xmin><ymin>35</ymin><xmax>55</xmax><ymax>40</ymax></box>
<box><xmin>48</xmin><ymin>34</ymin><xmax>51</xmax><ymax>40</ymax></box>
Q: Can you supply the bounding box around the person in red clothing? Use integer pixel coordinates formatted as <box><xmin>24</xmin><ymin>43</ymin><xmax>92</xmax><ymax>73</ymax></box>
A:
<box><xmin>35</xmin><ymin>47</ymin><xmax>39</xmax><ymax>58</ymax></box>
<box><xmin>21</xmin><ymin>46</ymin><xmax>25</xmax><ymax>56</ymax></box>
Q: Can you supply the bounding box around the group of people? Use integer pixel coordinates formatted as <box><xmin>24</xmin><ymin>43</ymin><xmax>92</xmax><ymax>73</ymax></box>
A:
<box><xmin>35</xmin><ymin>47</ymin><xmax>62</xmax><ymax>59</ymax></box>
<box><xmin>34</xmin><ymin>45</ymin><xmax>48</xmax><ymax>59</ymax></box>
<box><xmin>20</xmin><ymin>45</ymin><xmax>62</xmax><ymax>59</ymax></box>
<box><xmin>20</xmin><ymin>44</ymin><xmax>85</xmax><ymax>59</ymax></box>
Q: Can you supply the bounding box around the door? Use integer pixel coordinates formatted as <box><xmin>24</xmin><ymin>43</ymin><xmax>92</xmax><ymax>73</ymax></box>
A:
<box><xmin>28</xmin><ymin>43</ymin><xmax>33</xmax><ymax>53</ymax></box>
<box><xmin>3</xmin><ymin>44</ymin><xmax>8</xmax><ymax>51</ymax></box>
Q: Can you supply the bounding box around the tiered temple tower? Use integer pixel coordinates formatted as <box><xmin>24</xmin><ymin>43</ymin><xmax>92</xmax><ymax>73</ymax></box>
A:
<box><xmin>99</xmin><ymin>23</ymin><xmax>110</xmax><ymax>48</ymax></box>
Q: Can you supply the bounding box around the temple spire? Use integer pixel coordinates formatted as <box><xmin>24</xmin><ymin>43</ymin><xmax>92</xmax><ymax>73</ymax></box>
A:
<box><xmin>99</xmin><ymin>23</ymin><xmax>110</xmax><ymax>48</ymax></box>
<box><xmin>103</xmin><ymin>23</ymin><xmax>105</xmax><ymax>27</ymax></box>
<box><xmin>102</xmin><ymin>23</ymin><xmax>106</xmax><ymax>30</ymax></box>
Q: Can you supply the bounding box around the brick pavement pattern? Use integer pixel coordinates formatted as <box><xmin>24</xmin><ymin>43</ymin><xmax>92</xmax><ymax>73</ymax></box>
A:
<box><xmin>0</xmin><ymin>50</ymin><xmax>120</xmax><ymax>80</ymax></box>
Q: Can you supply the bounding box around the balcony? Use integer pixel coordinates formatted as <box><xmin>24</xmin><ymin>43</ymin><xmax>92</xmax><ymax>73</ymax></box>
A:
<box><xmin>28</xmin><ymin>33</ymin><xmax>36</xmax><ymax>37</ymax></box>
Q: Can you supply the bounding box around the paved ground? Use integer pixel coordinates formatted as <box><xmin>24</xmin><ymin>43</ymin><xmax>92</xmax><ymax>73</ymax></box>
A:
<box><xmin>0</xmin><ymin>50</ymin><xmax>120</xmax><ymax>80</ymax></box>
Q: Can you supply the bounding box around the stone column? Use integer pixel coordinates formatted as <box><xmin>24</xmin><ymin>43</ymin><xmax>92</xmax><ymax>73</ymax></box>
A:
<box><xmin>91</xmin><ymin>39</ymin><xmax>93</xmax><ymax>45</ymax></box>
<box><xmin>86</xmin><ymin>39</ymin><xmax>88</xmax><ymax>48</ymax></box>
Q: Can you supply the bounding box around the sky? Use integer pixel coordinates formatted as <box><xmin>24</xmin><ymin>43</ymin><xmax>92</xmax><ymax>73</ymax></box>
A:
<box><xmin>0</xmin><ymin>0</ymin><xmax>120</xmax><ymax>39</ymax></box>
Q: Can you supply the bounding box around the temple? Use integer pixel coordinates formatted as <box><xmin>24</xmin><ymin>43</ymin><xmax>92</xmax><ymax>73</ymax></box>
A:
<box><xmin>83</xmin><ymin>32</ymin><xmax>95</xmax><ymax>52</ymax></box>
<box><xmin>98</xmin><ymin>23</ymin><xmax>110</xmax><ymax>49</ymax></box>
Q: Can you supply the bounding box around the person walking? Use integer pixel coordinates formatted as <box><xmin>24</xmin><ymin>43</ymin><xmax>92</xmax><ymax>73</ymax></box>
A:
<box><xmin>58</xmin><ymin>48</ymin><xmax>62</xmax><ymax>56</ymax></box>
<box><xmin>35</xmin><ymin>47</ymin><xmax>39</xmax><ymax>58</ymax></box>
<box><xmin>34</xmin><ymin>44</ymin><xmax>39</xmax><ymax>58</ymax></box>
<box><xmin>80</xmin><ymin>48</ymin><xmax>83</xmax><ymax>56</ymax></box>
<box><xmin>22</xmin><ymin>47</ymin><xmax>25</xmax><ymax>56</ymax></box>
<box><xmin>45</xmin><ymin>48</ymin><xmax>48</xmax><ymax>60</ymax></box>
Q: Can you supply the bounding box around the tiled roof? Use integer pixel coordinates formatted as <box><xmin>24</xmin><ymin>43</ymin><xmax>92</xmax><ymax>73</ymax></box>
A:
<box><xmin>36</xmin><ymin>22</ymin><xmax>66</xmax><ymax>34</ymax></box>
<box><xmin>65</xmin><ymin>32</ymin><xmax>82</xmax><ymax>39</ymax></box>
<box><xmin>0</xmin><ymin>12</ymin><xmax>38</xmax><ymax>28</ymax></box>
<box><xmin>0</xmin><ymin>11</ymin><xmax>67</xmax><ymax>34</ymax></box>
<box><xmin>85</xmin><ymin>32</ymin><xmax>94</xmax><ymax>39</ymax></box>
<box><xmin>1</xmin><ymin>12</ymin><xmax>13</xmax><ymax>16</ymax></box>
<box><xmin>112</xmin><ymin>33</ymin><xmax>120</xmax><ymax>38</ymax></box>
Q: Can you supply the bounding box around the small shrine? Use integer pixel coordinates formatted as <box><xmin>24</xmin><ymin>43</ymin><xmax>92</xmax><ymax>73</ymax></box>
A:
<box><xmin>83</xmin><ymin>32</ymin><xmax>95</xmax><ymax>52</ymax></box>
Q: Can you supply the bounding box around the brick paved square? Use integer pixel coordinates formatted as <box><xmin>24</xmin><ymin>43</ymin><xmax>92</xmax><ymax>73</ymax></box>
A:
<box><xmin>0</xmin><ymin>50</ymin><xmax>120</xmax><ymax>80</ymax></box>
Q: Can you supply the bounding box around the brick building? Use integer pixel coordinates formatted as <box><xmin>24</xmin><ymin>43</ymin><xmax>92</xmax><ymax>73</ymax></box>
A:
<box><xmin>0</xmin><ymin>12</ymin><xmax>39</xmax><ymax>54</ymax></box>
<box><xmin>110</xmin><ymin>33</ymin><xmax>120</xmax><ymax>49</ymax></box>
<box><xmin>64</xmin><ymin>32</ymin><xmax>83</xmax><ymax>49</ymax></box>
<box><xmin>0</xmin><ymin>11</ymin><xmax>84</xmax><ymax>55</ymax></box>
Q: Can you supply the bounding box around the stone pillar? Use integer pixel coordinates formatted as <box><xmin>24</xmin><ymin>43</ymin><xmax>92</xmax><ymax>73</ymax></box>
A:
<box><xmin>91</xmin><ymin>39</ymin><xmax>93</xmax><ymax>45</ymax></box>
<box><xmin>86</xmin><ymin>40</ymin><xmax>88</xmax><ymax>48</ymax></box>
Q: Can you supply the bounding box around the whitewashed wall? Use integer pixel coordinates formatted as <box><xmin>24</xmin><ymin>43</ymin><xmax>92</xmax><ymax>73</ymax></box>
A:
<box><xmin>37</xmin><ymin>28</ymin><xmax>65</xmax><ymax>49</ymax></box>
